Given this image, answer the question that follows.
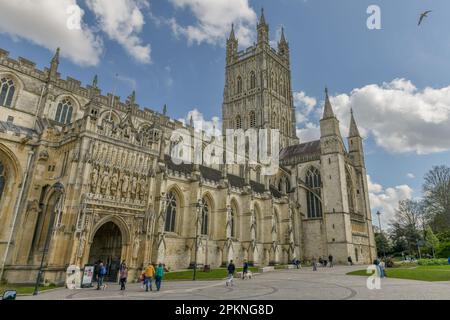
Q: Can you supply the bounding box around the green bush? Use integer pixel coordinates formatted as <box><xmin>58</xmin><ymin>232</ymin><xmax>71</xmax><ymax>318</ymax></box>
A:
<box><xmin>436</xmin><ymin>241</ymin><xmax>450</xmax><ymax>258</ymax></box>
<box><xmin>417</xmin><ymin>258</ymin><xmax>449</xmax><ymax>266</ymax></box>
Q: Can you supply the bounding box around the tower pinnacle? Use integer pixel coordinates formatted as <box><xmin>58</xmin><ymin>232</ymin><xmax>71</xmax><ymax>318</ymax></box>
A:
<box><xmin>349</xmin><ymin>109</ymin><xmax>361</xmax><ymax>137</ymax></box>
<box><xmin>323</xmin><ymin>87</ymin><xmax>335</xmax><ymax>119</ymax></box>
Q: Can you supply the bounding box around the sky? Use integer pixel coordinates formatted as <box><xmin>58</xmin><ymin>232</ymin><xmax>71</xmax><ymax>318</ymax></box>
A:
<box><xmin>0</xmin><ymin>0</ymin><xmax>449</xmax><ymax>226</ymax></box>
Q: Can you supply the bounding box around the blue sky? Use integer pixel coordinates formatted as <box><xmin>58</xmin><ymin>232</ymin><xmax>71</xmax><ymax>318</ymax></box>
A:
<box><xmin>0</xmin><ymin>0</ymin><xmax>449</xmax><ymax>224</ymax></box>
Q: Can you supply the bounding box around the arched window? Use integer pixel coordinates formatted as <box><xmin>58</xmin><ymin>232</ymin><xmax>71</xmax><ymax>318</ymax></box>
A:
<box><xmin>281</xmin><ymin>117</ymin><xmax>286</xmax><ymax>134</ymax></box>
<box><xmin>165</xmin><ymin>191</ymin><xmax>177</xmax><ymax>232</ymax></box>
<box><xmin>55</xmin><ymin>98</ymin><xmax>74</xmax><ymax>124</ymax></box>
<box><xmin>237</xmin><ymin>76</ymin><xmax>243</xmax><ymax>94</ymax></box>
<box><xmin>249</xmin><ymin>111</ymin><xmax>256</xmax><ymax>128</ymax></box>
<box><xmin>0</xmin><ymin>77</ymin><xmax>15</xmax><ymax>108</ymax></box>
<box><xmin>235</xmin><ymin>115</ymin><xmax>242</xmax><ymax>129</ymax></box>
<box><xmin>250</xmin><ymin>71</ymin><xmax>256</xmax><ymax>89</ymax></box>
<box><xmin>306</xmin><ymin>167</ymin><xmax>322</xmax><ymax>218</ymax></box>
<box><xmin>256</xmin><ymin>166</ymin><xmax>261</xmax><ymax>183</ymax></box>
<box><xmin>272</xmin><ymin>112</ymin><xmax>277</xmax><ymax>128</ymax></box>
<box><xmin>346</xmin><ymin>169</ymin><xmax>355</xmax><ymax>214</ymax></box>
<box><xmin>230</xmin><ymin>203</ymin><xmax>237</xmax><ymax>238</ymax></box>
<box><xmin>201</xmin><ymin>199</ymin><xmax>209</xmax><ymax>236</ymax></box>
<box><xmin>0</xmin><ymin>161</ymin><xmax>5</xmax><ymax>201</ymax></box>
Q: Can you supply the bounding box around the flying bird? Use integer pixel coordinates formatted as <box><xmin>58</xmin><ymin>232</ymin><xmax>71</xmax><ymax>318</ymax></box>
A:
<box><xmin>418</xmin><ymin>10</ymin><xmax>432</xmax><ymax>26</ymax></box>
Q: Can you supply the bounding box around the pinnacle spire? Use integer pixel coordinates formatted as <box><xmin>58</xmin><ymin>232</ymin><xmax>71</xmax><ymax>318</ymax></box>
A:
<box><xmin>92</xmin><ymin>74</ymin><xmax>98</xmax><ymax>88</ymax></box>
<box><xmin>52</xmin><ymin>47</ymin><xmax>60</xmax><ymax>64</ymax></box>
<box><xmin>323</xmin><ymin>87</ymin><xmax>335</xmax><ymax>119</ymax></box>
<box><xmin>229</xmin><ymin>23</ymin><xmax>236</xmax><ymax>41</ymax></box>
<box><xmin>259</xmin><ymin>7</ymin><xmax>266</xmax><ymax>25</ymax></box>
<box><xmin>280</xmin><ymin>26</ymin><xmax>287</xmax><ymax>43</ymax></box>
<box><xmin>349</xmin><ymin>108</ymin><xmax>361</xmax><ymax>137</ymax></box>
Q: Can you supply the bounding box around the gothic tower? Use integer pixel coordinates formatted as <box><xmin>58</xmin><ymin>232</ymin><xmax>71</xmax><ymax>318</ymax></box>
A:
<box><xmin>222</xmin><ymin>9</ymin><xmax>299</xmax><ymax>149</ymax></box>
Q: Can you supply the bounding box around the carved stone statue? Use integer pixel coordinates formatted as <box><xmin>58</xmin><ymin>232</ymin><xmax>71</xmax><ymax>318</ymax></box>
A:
<box><xmin>132</xmin><ymin>236</ymin><xmax>140</xmax><ymax>259</ymax></box>
<box><xmin>90</xmin><ymin>167</ymin><xmax>99</xmax><ymax>193</ymax></box>
<box><xmin>138</xmin><ymin>177</ymin><xmax>146</xmax><ymax>200</ymax></box>
<box><xmin>121</xmin><ymin>174</ymin><xmax>129</xmax><ymax>198</ymax></box>
<box><xmin>100</xmin><ymin>170</ymin><xmax>110</xmax><ymax>195</ymax></box>
<box><xmin>130</xmin><ymin>176</ymin><xmax>138</xmax><ymax>199</ymax></box>
<box><xmin>110</xmin><ymin>172</ymin><xmax>119</xmax><ymax>196</ymax></box>
<box><xmin>77</xmin><ymin>232</ymin><xmax>87</xmax><ymax>258</ymax></box>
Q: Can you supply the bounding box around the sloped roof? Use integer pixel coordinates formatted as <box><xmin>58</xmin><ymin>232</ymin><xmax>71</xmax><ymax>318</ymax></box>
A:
<box><xmin>280</xmin><ymin>140</ymin><xmax>321</xmax><ymax>161</ymax></box>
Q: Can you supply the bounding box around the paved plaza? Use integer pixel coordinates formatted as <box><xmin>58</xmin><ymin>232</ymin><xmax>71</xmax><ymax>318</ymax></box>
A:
<box><xmin>18</xmin><ymin>265</ymin><xmax>450</xmax><ymax>300</ymax></box>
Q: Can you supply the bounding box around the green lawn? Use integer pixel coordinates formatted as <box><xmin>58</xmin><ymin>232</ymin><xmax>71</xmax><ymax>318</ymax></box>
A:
<box><xmin>347</xmin><ymin>265</ymin><xmax>450</xmax><ymax>282</ymax></box>
<box><xmin>164</xmin><ymin>267</ymin><xmax>259</xmax><ymax>281</ymax></box>
<box><xmin>0</xmin><ymin>284</ymin><xmax>60</xmax><ymax>296</ymax></box>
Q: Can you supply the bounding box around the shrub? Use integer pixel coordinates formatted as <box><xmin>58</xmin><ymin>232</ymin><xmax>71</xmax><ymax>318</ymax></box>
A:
<box><xmin>417</xmin><ymin>258</ymin><xmax>449</xmax><ymax>266</ymax></box>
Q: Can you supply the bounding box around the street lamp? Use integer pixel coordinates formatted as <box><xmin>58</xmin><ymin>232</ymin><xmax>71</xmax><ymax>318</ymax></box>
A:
<box><xmin>376</xmin><ymin>210</ymin><xmax>387</xmax><ymax>268</ymax></box>
<box><xmin>193</xmin><ymin>199</ymin><xmax>204</xmax><ymax>281</ymax></box>
<box><xmin>33</xmin><ymin>182</ymin><xmax>64</xmax><ymax>296</ymax></box>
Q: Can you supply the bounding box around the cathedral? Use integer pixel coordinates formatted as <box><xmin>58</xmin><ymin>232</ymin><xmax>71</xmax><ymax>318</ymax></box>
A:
<box><xmin>0</xmin><ymin>10</ymin><xmax>376</xmax><ymax>285</ymax></box>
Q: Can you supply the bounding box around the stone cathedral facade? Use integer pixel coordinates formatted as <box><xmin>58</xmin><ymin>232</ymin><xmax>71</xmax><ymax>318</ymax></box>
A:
<box><xmin>0</xmin><ymin>11</ymin><xmax>375</xmax><ymax>285</ymax></box>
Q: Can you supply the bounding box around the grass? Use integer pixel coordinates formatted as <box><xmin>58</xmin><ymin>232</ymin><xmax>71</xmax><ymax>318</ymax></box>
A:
<box><xmin>347</xmin><ymin>264</ymin><xmax>450</xmax><ymax>282</ymax></box>
<box><xmin>0</xmin><ymin>284</ymin><xmax>60</xmax><ymax>296</ymax></box>
<box><xmin>164</xmin><ymin>267</ymin><xmax>259</xmax><ymax>281</ymax></box>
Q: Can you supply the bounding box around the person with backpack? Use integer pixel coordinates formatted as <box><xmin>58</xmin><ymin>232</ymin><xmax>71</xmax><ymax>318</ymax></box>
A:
<box><xmin>328</xmin><ymin>254</ymin><xmax>334</xmax><ymax>267</ymax></box>
<box><xmin>97</xmin><ymin>261</ymin><xmax>107</xmax><ymax>290</ymax></box>
<box><xmin>226</xmin><ymin>260</ymin><xmax>236</xmax><ymax>286</ymax></box>
<box><xmin>242</xmin><ymin>260</ymin><xmax>249</xmax><ymax>279</ymax></box>
<box><xmin>142</xmin><ymin>263</ymin><xmax>155</xmax><ymax>292</ymax></box>
<box><xmin>119</xmin><ymin>262</ymin><xmax>128</xmax><ymax>291</ymax></box>
<box><xmin>155</xmin><ymin>263</ymin><xmax>165</xmax><ymax>292</ymax></box>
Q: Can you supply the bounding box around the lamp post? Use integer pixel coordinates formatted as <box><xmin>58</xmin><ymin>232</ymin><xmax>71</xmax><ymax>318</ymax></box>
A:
<box><xmin>33</xmin><ymin>183</ymin><xmax>64</xmax><ymax>296</ymax></box>
<box><xmin>376</xmin><ymin>210</ymin><xmax>387</xmax><ymax>268</ymax></box>
<box><xmin>193</xmin><ymin>199</ymin><xmax>204</xmax><ymax>281</ymax></box>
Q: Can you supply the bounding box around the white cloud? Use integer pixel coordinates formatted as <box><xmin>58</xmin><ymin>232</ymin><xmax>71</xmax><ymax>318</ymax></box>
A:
<box><xmin>86</xmin><ymin>0</ymin><xmax>151</xmax><ymax>63</ymax></box>
<box><xmin>329</xmin><ymin>79</ymin><xmax>450</xmax><ymax>155</ymax></box>
<box><xmin>178</xmin><ymin>109</ymin><xmax>221</xmax><ymax>136</ymax></box>
<box><xmin>0</xmin><ymin>0</ymin><xmax>102</xmax><ymax>66</ymax></box>
<box><xmin>367</xmin><ymin>175</ymin><xmax>414</xmax><ymax>227</ymax></box>
<box><xmin>168</xmin><ymin>0</ymin><xmax>257</xmax><ymax>47</ymax></box>
<box><xmin>294</xmin><ymin>91</ymin><xmax>320</xmax><ymax>142</ymax></box>
<box><xmin>406</xmin><ymin>173</ymin><xmax>416</xmax><ymax>179</ymax></box>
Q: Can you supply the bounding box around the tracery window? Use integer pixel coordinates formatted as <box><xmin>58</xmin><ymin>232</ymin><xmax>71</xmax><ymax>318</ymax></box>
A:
<box><xmin>0</xmin><ymin>161</ymin><xmax>5</xmax><ymax>201</ymax></box>
<box><xmin>235</xmin><ymin>115</ymin><xmax>242</xmax><ymax>129</ymax></box>
<box><xmin>346</xmin><ymin>169</ymin><xmax>355</xmax><ymax>214</ymax></box>
<box><xmin>201</xmin><ymin>199</ymin><xmax>209</xmax><ymax>236</ymax></box>
<box><xmin>237</xmin><ymin>76</ymin><xmax>243</xmax><ymax>94</ymax></box>
<box><xmin>165</xmin><ymin>191</ymin><xmax>177</xmax><ymax>232</ymax></box>
<box><xmin>250</xmin><ymin>71</ymin><xmax>256</xmax><ymax>89</ymax></box>
<box><xmin>0</xmin><ymin>77</ymin><xmax>15</xmax><ymax>108</ymax></box>
<box><xmin>55</xmin><ymin>98</ymin><xmax>74</xmax><ymax>124</ymax></box>
<box><xmin>306</xmin><ymin>167</ymin><xmax>322</xmax><ymax>218</ymax></box>
<box><xmin>249</xmin><ymin>111</ymin><xmax>256</xmax><ymax>128</ymax></box>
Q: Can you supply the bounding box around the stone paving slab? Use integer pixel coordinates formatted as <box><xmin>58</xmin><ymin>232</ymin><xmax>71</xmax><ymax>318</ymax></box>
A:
<box><xmin>19</xmin><ymin>266</ymin><xmax>450</xmax><ymax>300</ymax></box>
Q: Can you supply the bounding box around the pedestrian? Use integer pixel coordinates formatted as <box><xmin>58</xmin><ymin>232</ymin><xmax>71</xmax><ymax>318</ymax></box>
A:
<box><xmin>322</xmin><ymin>257</ymin><xmax>328</xmax><ymax>267</ymax></box>
<box><xmin>318</xmin><ymin>257</ymin><xmax>323</xmax><ymax>267</ymax></box>
<box><xmin>155</xmin><ymin>263</ymin><xmax>165</xmax><ymax>292</ymax></box>
<box><xmin>142</xmin><ymin>263</ymin><xmax>155</xmax><ymax>292</ymax></box>
<box><xmin>312</xmin><ymin>257</ymin><xmax>317</xmax><ymax>271</ymax></box>
<box><xmin>119</xmin><ymin>262</ymin><xmax>128</xmax><ymax>291</ymax></box>
<box><xmin>347</xmin><ymin>256</ymin><xmax>353</xmax><ymax>266</ymax></box>
<box><xmin>379</xmin><ymin>259</ymin><xmax>386</xmax><ymax>278</ymax></box>
<box><xmin>242</xmin><ymin>259</ymin><xmax>249</xmax><ymax>279</ymax></box>
<box><xmin>226</xmin><ymin>260</ymin><xmax>236</xmax><ymax>286</ymax></box>
<box><xmin>97</xmin><ymin>261</ymin><xmax>107</xmax><ymax>290</ymax></box>
<box><xmin>328</xmin><ymin>254</ymin><xmax>333</xmax><ymax>268</ymax></box>
<box><xmin>295</xmin><ymin>259</ymin><xmax>301</xmax><ymax>269</ymax></box>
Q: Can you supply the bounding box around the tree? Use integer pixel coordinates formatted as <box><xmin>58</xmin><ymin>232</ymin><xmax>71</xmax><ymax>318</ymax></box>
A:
<box><xmin>390</xmin><ymin>199</ymin><xmax>424</xmax><ymax>256</ymax></box>
<box><xmin>375</xmin><ymin>230</ymin><xmax>391</xmax><ymax>257</ymax></box>
<box><xmin>423</xmin><ymin>165</ymin><xmax>450</xmax><ymax>231</ymax></box>
<box><xmin>425</xmin><ymin>225</ymin><xmax>439</xmax><ymax>258</ymax></box>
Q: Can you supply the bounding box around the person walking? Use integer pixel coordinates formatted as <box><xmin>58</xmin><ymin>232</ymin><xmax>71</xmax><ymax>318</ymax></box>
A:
<box><xmin>119</xmin><ymin>262</ymin><xmax>128</xmax><ymax>291</ymax></box>
<box><xmin>312</xmin><ymin>257</ymin><xmax>317</xmax><ymax>271</ymax></box>
<box><xmin>226</xmin><ymin>260</ymin><xmax>236</xmax><ymax>286</ymax></box>
<box><xmin>155</xmin><ymin>263</ymin><xmax>165</xmax><ymax>292</ymax></box>
<box><xmin>328</xmin><ymin>254</ymin><xmax>333</xmax><ymax>268</ymax></box>
<box><xmin>97</xmin><ymin>261</ymin><xmax>107</xmax><ymax>290</ymax></box>
<box><xmin>242</xmin><ymin>260</ymin><xmax>249</xmax><ymax>279</ymax></box>
<box><xmin>142</xmin><ymin>263</ymin><xmax>155</xmax><ymax>292</ymax></box>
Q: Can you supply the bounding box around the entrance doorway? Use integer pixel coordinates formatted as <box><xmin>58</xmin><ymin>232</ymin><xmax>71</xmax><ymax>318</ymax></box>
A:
<box><xmin>89</xmin><ymin>222</ymin><xmax>122</xmax><ymax>282</ymax></box>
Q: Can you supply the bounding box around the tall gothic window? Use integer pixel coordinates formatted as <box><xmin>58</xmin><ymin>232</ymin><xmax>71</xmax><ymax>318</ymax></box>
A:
<box><xmin>256</xmin><ymin>166</ymin><xmax>261</xmax><ymax>183</ymax></box>
<box><xmin>0</xmin><ymin>161</ymin><xmax>5</xmax><ymax>201</ymax></box>
<box><xmin>0</xmin><ymin>77</ymin><xmax>15</xmax><ymax>108</ymax></box>
<box><xmin>281</xmin><ymin>117</ymin><xmax>286</xmax><ymax>134</ymax></box>
<box><xmin>346</xmin><ymin>169</ymin><xmax>355</xmax><ymax>214</ymax></box>
<box><xmin>165</xmin><ymin>191</ymin><xmax>177</xmax><ymax>232</ymax></box>
<box><xmin>237</xmin><ymin>76</ymin><xmax>243</xmax><ymax>94</ymax></box>
<box><xmin>201</xmin><ymin>199</ymin><xmax>209</xmax><ymax>236</ymax></box>
<box><xmin>249</xmin><ymin>111</ymin><xmax>256</xmax><ymax>128</ymax></box>
<box><xmin>306</xmin><ymin>167</ymin><xmax>322</xmax><ymax>218</ymax></box>
<box><xmin>55</xmin><ymin>99</ymin><xmax>74</xmax><ymax>124</ymax></box>
<box><xmin>235</xmin><ymin>115</ymin><xmax>242</xmax><ymax>129</ymax></box>
<box><xmin>250</xmin><ymin>71</ymin><xmax>256</xmax><ymax>89</ymax></box>
<box><xmin>230</xmin><ymin>207</ymin><xmax>235</xmax><ymax>237</ymax></box>
<box><xmin>272</xmin><ymin>112</ymin><xmax>277</xmax><ymax>128</ymax></box>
